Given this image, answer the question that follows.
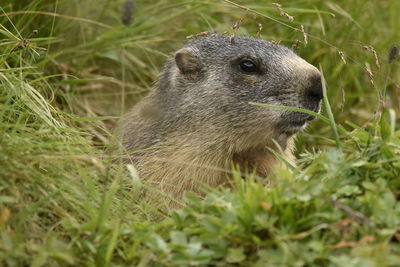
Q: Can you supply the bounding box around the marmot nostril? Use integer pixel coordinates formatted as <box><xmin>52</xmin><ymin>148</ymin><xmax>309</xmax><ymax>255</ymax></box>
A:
<box><xmin>306</xmin><ymin>75</ymin><xmax>323</xmax><ymax>101</ymax></box>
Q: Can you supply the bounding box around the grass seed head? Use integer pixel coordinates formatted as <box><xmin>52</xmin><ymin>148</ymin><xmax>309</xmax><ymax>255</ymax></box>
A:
<box><xmin>272</xmin><ymin>3</ymin><xmax>294</xmax><ymax>21</ymax></box>
<box><xmin>300</xmin><ymin>25</ymin><xmax>308</xmax><ymax>46</ymax></box>
<box><xmin>362</xmin><ymin>45</ymin><xmax>380</xmax><ymax>68</ymax></box>
<box><xmin>256</xmin><ymin>23</ymin><xmax>262</xmax><ymax>38</ymax></box>
<box><xmin>292</xmin><ymin>39</ymin><xmax>301</xmax><ymax>51</ymax></box>
<box><xmin>121</xmin><ymin>0</ymin><xmax>135</xmax><ymax>26</ymax></box>
<box><xmin>388</xmin><ymin>44</ymin><xmax>399</xmax><ymax>63</ymax></box>
<box><xmin>338</xmin><ymin>50</ymin><xmax>347</xmax><ymax>64</ymax></box>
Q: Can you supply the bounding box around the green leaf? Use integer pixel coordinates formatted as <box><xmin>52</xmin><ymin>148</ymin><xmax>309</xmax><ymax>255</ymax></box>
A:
<box><xmin>226</xmin><ymin>248</ymin><xmax>246</xmax><ymax>263</ymax></box>
<box><xmin>170</xmin><ymin>231</ymin><xmax>187</xmax><ymax>246</ymax></box>
<box><xmin>380</xmin><ymin>109</ymin><xmax>391</xmax><ymax>140</ymax></box>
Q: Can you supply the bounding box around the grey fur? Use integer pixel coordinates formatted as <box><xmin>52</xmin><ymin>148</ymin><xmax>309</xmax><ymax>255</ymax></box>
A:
<box><xmin>120</xmin><ymin>34</ymin><xmax>322</xmax><ymax>206</ymax></box>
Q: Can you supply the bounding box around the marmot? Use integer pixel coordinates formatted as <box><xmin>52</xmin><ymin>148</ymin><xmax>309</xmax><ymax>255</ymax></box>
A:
<box><xmin>120</xmin><ymin>34</ymin><xmax>322</xmax><ymax>206</ymax></box>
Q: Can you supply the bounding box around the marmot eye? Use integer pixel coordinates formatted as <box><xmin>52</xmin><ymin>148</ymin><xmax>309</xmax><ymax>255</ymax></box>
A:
<box><xmin>238</xmin><ymin>60</ymin><xmax>258</xmax><ymax>74</ymax></box>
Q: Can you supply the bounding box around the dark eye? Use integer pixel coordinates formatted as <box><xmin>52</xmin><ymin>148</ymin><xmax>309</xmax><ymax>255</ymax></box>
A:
<box><xmin>238</xmin><ymin>60</ymin><xmax>258</xmax><ymax>74</ymax></box>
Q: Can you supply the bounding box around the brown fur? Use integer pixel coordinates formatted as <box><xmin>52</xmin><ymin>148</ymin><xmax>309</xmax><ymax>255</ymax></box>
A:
<box><xmin>119</xmin><ymin>34</ymin><xmax>321</xmax><ymax>207</ymax></box>
<box><xmin>121</xmin><ymin>97</ymin><xmax>296</xmax><ymax>207</ymax></box>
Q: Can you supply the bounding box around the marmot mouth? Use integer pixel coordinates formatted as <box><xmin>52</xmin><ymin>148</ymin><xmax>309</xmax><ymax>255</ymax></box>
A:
<box><xmin>289</xmin><ymin>120</ymin><xmax>307</xmax><ymax>128</ymax></box>
<box><xmin>290</xmin><ymin>114</ymin><xmax>315</xmax><ymax>125</ymax></box>
<box><xmin>285</xmin><ymin>112</ymin><xmax>315</xmax><ymax>123</ymax></box>
<box><xmin>279</xmin><ymin>112</ymin><xmax>315</xmax><ymax>135</ymax></box>
<box><xmin>283</xmin><ymin>122</ymin><xmax>307</xmax><ymax>135</ymax></box>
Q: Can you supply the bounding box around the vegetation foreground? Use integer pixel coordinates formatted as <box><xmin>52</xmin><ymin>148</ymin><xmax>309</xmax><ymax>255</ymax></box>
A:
<box><xmin>1</xmin><ymin>0</ymin><xmax>399</xmax><ymax>266</ymax></box>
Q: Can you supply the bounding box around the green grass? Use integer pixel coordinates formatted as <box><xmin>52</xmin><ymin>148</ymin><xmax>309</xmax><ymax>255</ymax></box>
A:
<box><xmin>1</xmin><ymin>0</ymin><xmax>399</xmax><ymax>266</ymax></box>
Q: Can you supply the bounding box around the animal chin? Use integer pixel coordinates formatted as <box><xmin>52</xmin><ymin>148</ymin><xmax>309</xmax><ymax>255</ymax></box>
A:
<box><xmin>282</xmin><ymin>123</ymin><xmax>307</xmax><ymax>135</ymax></box>
<box><xmin>278</xmin><ymin>112</ymin><xmax>314</xmax><ymax>135</ymax></box>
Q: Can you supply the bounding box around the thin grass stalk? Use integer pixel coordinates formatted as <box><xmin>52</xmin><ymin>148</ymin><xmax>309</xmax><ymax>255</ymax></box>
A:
<box><xmin>319</xmin><ymin>65</ymin><xmax>341</xmax><ymax>149</ymax></box>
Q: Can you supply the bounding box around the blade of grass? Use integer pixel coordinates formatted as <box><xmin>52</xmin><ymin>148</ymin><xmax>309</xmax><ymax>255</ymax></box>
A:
<box><xmin>320</xmin><ymin>65</ymin><xmax>341</xmax><ymax>149</ymax></box>
<box><xmin>1</xmin><ymin>11</ymin><xmax>112</xmax><ymax>29</ymax></box>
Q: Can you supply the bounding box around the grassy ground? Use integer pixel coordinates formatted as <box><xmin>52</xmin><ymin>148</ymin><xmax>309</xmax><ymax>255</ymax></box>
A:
<box><xmin>1</xmin><ymin>0</ymin><xmax>399</xmax><ymax>266</ymax></box>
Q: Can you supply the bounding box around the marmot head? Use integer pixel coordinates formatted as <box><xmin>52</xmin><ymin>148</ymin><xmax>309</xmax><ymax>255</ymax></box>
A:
<box><xmin>155</xmin><ymin>34</ymin><xmax>322</xmax><ymax>150</ymax></box>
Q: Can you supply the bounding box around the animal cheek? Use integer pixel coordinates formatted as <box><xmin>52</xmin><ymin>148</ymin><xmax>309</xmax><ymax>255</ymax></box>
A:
<box><xmin>139</xmin><ymin>104</ymin><xmax>163</xmax><ymax>120</ymax></box>
<box><xmin>256</xmin><ymin>105</ymin><xmax>283</xmax><ymax>121</ymax></box>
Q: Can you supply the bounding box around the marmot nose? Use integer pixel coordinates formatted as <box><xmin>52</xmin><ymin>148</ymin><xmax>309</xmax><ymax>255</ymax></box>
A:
<box><xmin>306</xmin><ymin>75</ymin><xmax>323</xmax><ymax>101</ymax></box>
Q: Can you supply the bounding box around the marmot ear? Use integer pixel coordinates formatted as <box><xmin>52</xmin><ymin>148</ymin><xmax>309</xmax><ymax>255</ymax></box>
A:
<box><xmin>174</xmin><ymin>48</ymin><xmax>201</xmax><ymax>74</ymax></box>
